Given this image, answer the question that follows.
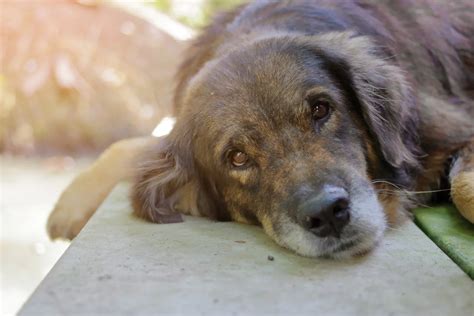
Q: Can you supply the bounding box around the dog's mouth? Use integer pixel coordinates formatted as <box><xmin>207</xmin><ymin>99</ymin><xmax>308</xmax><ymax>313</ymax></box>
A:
<box><xmin>266</xmin><ymin>217</ymin><xmax>384</xmax><ymax>259</ymax></box>
<box><xmin>314</xmin><ymin>230</ymin><xmax>382</xmax><ymax>259</ymax></box>
<box><xmin>330</xmin><ymin>237</ymin><xmax>360</xmax><ymax>253</ymax></box>
<box><xmin>265</xmin><ymin>184</ymin><xmax>386</xmax><ymax>258</ymax></box>
<box><xmin>322</xmin><ymin>234</ymin><xmax>375</xmax><ymax>258</ymax></box>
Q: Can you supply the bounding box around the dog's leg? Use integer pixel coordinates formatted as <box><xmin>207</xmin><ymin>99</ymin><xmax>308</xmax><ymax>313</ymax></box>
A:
<box><xmin>47</xmin><ymin>136</ymin><xmax>158</xmax><ymax>240</ymax></box>
<box><xmin>450</xmin><ymin>141</ymin><xmax>474</xmax><ymax>223</ymax></box>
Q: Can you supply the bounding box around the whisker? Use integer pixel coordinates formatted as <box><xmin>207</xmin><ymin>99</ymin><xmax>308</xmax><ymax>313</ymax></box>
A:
<box><xmin>405</xmin><ymin>189</ymin><xmax>451</xmax><ymax>194</ymax></box>
<box><xmin>376</xmin><ymin>188</ymin><xmax>451</xmax><ymax>195</ymax></box>
<box><xmin>371</xmin><ymin>180</ymin><xmax>405</xmax><ymax>190</ymax></box>
<box><xmin>415</xmin><ymin>202</ymin><xmax>434</xmax><ymax>209</ymax></box>
<box><xmin>372</xmin><ymin>179</ymin><xmax>451</xmax><ymax>195</ymax></box>
<box><xmin>386</xmin><ymin>226</ymin><xmax>408</xmax><ymax>233</ymax></box>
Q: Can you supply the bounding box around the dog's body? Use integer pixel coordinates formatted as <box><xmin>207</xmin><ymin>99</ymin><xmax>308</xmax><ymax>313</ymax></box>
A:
<box><xmin>48</xmin><ymin>0</ymin><xmax>474</xmax><ymax>257</ymax></box>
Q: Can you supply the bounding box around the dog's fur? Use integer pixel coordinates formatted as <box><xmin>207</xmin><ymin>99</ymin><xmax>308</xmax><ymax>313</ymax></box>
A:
<box><xmin>48</xmin><ymin>0</ymin><xmax>474</xmax><ymax>258</ymax></box>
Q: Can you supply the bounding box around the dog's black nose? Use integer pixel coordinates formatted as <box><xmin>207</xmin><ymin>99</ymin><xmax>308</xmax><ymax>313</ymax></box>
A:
<box><xmin>301</xmin><ymin>186</ymin><xmax>350</xmax><ymax>238</ymax></box>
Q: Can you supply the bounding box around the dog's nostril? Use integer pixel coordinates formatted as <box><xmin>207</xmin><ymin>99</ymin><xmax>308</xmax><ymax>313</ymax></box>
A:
<box><xmin>332</xmin><ymin>198</ymin><xmax>350</xmax><ymax>219</ymax></box>
<box><xmin>333</xmin><ymin>206</ymin><xmax>344</xmax><ymax>217</ymax></box>
<box><xmin>302</xmin><ymin>187</ymin><xmax>351</xmax><ymax>238</ymax></box>
<box><xmin>311</xmin><ymin>217</ymin><xmax>322</xmax><ymax>228</ymax></box>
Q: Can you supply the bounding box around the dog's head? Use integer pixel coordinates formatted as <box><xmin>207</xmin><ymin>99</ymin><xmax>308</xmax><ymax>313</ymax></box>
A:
<box><xmin>132</xmin><ymin>32</ymin><xmax>420</xmax><ymax>258</ymax></box>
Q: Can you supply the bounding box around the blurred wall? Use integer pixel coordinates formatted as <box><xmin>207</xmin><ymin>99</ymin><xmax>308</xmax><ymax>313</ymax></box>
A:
<box><xmin>0</xmin><ymin>1</ymin><xmax>187</xmax><ymax>156</ymax></box>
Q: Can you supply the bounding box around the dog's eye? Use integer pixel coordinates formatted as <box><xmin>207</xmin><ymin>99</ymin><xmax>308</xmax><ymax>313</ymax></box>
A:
<box><xmin>229</xmin><ymin>150</ymin><xmax>249</xmax><ymax>167</ymax></box>
<box><xmin>311</xmin><ymin>100</ymin><xmax>330</xmax><ymax>120</ymax></box>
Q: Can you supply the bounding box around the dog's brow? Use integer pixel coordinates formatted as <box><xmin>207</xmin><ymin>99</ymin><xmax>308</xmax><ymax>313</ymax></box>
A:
<box><xmin>226</xmin><ymin>131</ymin><xmax>263</xmax><ymax>150</ymax></box>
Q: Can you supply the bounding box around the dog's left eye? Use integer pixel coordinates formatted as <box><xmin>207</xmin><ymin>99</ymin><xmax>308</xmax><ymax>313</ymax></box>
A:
<box><xmin>310</xmin><ymin>100</ymin><xmax>331</xmax><ymax>121</ymax></box>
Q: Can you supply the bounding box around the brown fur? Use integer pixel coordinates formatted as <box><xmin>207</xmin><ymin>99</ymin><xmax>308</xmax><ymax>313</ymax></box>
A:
<box><xmin>133</xmin><ymin>1</ymin><xmax>474</xmax><ymax>226</ymax></box>
<box><xmin>450</xmin><ymin>141</ymin><xmax>474</xmax><ymax>222</ymax></box>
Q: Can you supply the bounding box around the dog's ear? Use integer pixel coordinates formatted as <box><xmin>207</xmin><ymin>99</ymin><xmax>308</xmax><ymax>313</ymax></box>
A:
<box><xmin>307</xmin><ymin>32</ymin><xmax>421</xmax><ymax>185</ymax></box>
<box><xmin>131</xmin><ymin>137</ymin><xmax>209</xmax><ymax>223</ymax></box>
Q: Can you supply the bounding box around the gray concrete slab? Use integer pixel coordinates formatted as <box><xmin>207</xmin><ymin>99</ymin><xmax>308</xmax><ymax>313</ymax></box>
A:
<box><xmin>20</xmin><ymin>183</ymin><xmax>474</xmax><ymax>316</ymax></box>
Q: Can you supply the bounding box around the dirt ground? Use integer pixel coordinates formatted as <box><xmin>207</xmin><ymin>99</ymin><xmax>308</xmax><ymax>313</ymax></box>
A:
<box><xmin>0</xmin><ymin>156</ymin><xmax>93</xmax><ymax>315</ymax></box>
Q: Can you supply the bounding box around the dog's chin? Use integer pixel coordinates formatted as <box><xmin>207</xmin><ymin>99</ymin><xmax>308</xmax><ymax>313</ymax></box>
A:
<box><xmin>323</xmin><ymin>228</ymin><xmax>384</xmax><ymax>259</ymax></box>
<box><xmin>269</xmin><ymin>221</ymin><xmax>385</xmax><ymax>259</ymax></box>
<box><xmin>265</xmin><ymin>185</ymin><xmax>387</xmax><ymax>259</ymax></box>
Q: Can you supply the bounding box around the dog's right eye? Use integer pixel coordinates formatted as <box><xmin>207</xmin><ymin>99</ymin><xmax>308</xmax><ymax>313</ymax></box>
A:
<box><xmin>229</xmin><ymin>150</ymin><xmax>249</xmax><ymax>167</ymax></box>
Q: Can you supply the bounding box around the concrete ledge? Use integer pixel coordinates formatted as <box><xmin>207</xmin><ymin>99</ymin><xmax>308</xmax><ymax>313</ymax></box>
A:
<box><xmin>20</xmin><ymin>183</ymin><xmax>474</xmax><ymax>315</ymax></box>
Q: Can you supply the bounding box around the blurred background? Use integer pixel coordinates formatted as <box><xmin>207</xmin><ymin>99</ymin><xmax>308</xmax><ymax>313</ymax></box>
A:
<box><xmin>0</xmin><ymin>0</ymin><xmax>244</xmax><ymax>314</ymax></box>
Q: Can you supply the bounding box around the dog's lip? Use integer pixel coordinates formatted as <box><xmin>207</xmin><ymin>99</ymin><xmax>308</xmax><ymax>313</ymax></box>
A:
<box><xmin>326</xmin><ymin>235</ymin><xmax>363</xmax><ymax>254</ymax></box>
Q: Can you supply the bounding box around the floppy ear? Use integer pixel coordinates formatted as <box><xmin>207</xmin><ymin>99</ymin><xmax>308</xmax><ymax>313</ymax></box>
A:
<box><xmin>308</xmin><ymin>32</ymin><xmax>422</xmax><ymax>185</ymax></box>
<box><xmin>130</xmin><ymin>136</ymin><xmax>208</xmax><ymax>223</ymax></box>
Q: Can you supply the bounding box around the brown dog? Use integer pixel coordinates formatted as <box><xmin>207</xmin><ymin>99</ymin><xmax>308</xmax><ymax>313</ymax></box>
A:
<box><xmin>48</xmin><ymin>0</ymin><xmax>474</xmax><ymax>258</ymax></box>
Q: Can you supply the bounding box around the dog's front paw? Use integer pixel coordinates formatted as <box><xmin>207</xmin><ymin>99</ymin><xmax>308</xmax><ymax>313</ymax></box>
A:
<box><xmin>47</xmin><ymin>170</ymin><xmax>111</xmax><ymax>240</ymax></box>
<box><xmin>47</xmin><ymin>203</ymin><xmax>95</xmax><ymax>240</ymax></box>
<box><xmin>451</xmin><ymin>171</ymin><xmax>474</xmax><ymax>223</ymax></box>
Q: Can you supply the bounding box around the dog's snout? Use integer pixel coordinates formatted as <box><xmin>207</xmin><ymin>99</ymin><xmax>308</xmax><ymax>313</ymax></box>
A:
<box><xmin>301</xmin><ymin>186</ymin><xmax>350</xmax><ymax>238</ymax></box>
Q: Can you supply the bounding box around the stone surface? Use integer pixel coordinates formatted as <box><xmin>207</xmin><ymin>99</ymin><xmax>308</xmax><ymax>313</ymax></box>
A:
<box><xmin>20</xmin><ymin>184</ymin><xmax>474</xmax><ymax>316</ymax></box>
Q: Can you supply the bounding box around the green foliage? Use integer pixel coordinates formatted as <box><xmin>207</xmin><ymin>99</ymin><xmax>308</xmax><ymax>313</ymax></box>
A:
<box><xmin>152</xmin><ymin>0</ymin><xmax>172</xmax><ymax>12</ymax></box>
<box><xmin>152</xmin><ymin>0</ymin><xmax>246</xmax><ymax>28</ymax></box>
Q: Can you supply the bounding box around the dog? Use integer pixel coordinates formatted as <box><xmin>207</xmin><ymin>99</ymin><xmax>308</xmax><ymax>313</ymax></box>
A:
<box><xmin>48</xmin><ymin>0</ymin><xmax>474</xmax><ymax>258</ymax></box>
